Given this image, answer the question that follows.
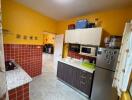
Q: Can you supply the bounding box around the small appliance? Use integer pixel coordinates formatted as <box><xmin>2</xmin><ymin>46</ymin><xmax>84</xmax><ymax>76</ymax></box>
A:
<box><xmin>87</xmin><ymin>23</ymin><xmax>95</xmax><ymax>28</ymax></box>
<box><xmin>68</xmin><ymin>24</ymin><xmax>75</xmax><ymax>30</ymax></box>
<box><xmin>79</xmin><ymin>45</ymin><xmax>97</xmax><ymax>57</ymax></box>
<box><xmin>75</xmin><ymin>19</ymin><xmax>88</xmax><ymax>29</ymax></box>
<box><xmin>43</xmin><ymin>44</ymin><xmax>54</xmax><ymax>54</ymax></box>
<box><xmin>5</xmin><ymin>60</ymin><xmax>17</xmax><ymax>71</ymax></box>
<box><xmin>69</xmin><ymin>44</ymin><xmax>80</xmax><ymax>53</ymax></box>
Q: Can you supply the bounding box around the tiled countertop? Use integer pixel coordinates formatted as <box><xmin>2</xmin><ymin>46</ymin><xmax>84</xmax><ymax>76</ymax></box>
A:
<box><xmin>6</xmin><ymin>62</ymin><xmax>32</xmax><ymax>91</ymax></box>
<box><xmin>59</xmin><ymin>58</ymin><xmax>95</xmax><ymax>73</ymax></box>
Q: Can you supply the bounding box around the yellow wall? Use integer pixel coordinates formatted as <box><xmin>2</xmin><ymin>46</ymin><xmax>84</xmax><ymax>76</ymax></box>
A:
<box><xmin>1</xmin><ymin>0</ymin><xmax>132</xmax><ymax>99</ymax></box>
<box><xmin>4</xmin><ymin>33</ymin><xmax>43</xmax><ymax>45</ymax></box>
<box><xmin>43</xmin><ymin>33</ymin><xmax>55</xmax><ymax>45</ymax></box>
<box><xmin>57</xmin><ymin>6</ymin><xmax>132</xmax><ymax>57</ymax></box>
<box><xmin>2</xmin><ymin>0</ymin><xmax>57</xmax><ymax>45</ymax></box>
<box><xmin>57</xmin><ymin>6</ymin><xmax>132</xmax><ymax>35</ymax></box>
<box><xmin>57</xmin><ymin>7</ymin><xmax>132</xmax><ymax>100</ymax></box>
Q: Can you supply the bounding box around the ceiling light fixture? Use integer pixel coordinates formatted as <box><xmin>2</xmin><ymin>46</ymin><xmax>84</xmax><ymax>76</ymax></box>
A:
<box><xmin>54</xmin><ymin>0</ymin><xmax>74</xmax><ymax>4</ymax></box>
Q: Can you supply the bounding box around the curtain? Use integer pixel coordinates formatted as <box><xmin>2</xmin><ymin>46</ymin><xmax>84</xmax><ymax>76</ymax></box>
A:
<box><xmin>112</xmin><ymin>22</ymin><xmax>132</xmax><ymax>96</ymax></box>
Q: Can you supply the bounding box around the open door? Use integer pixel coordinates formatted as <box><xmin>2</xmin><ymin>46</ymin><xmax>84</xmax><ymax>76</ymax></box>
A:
<box><xmin>54</xmin><ymin>34</ymin><xmax>64</xmax><ymax>73</ymax></box>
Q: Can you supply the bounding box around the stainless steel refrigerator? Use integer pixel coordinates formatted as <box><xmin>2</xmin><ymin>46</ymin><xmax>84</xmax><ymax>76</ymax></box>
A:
<box><xmin>91</xmin><ymin>48</ymin><xmax>119</xmax><ymax>100</ymax></box>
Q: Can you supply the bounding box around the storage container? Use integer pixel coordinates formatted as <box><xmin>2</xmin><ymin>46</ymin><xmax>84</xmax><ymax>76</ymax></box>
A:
<box><xmin>68</xmin><ymin>24</ymin><xmax>75</xmax><ymax>30</ymax></box>
<box><xmin>75</xmin><ymin>19</ymin><xmax>88</xmax><ymax>29</ymax></box>
<box><xmin>88</xmin><ymin>23</ymin><xmax>95</xmax><ymax>28</ymax></box>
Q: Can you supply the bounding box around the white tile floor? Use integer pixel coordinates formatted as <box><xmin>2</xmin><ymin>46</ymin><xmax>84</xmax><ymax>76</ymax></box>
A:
<box><xmin>30</xmin><ymin>53</ymin><xmax>88</xmax><ymax>100</ymax></box>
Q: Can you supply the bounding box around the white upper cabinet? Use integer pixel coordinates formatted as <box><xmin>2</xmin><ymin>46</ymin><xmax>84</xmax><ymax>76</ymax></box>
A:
<box><xmin>65</xmin><ymin>30</ymin><xmax>80</xmax><ymax>44</ymax></box>
<box><xmin>65</xmin><ymin>27</ymin><xmax>102</xmax><ymax>46</ymax></box>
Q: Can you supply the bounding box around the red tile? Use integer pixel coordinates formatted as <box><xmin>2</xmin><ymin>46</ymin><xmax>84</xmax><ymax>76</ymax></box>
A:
<box><xmin>24</xmin><ymin>83</ymin><xmax>29</xmax><ymax>87</ymax></box>
<box><xmin>17</xmin><ymin>96</ymin><xmax>23</xmax><ymax>100</ymax></box>
<box><xmin>23</xmin><ymin>88</ymin><xmax>29</xmax><ymax>93</ymax></box>
<box><xmin>8</xmin><ymin>83</ymin><xmax>30</xmax><ymax>100</ymax></box>
<box><xmin>68</xmin><ymin>51</ymin><xmax>96</xmax><ymax>61</ymax></box>
<box><xmin>16</xmin><ymin>89</ymin><xmax>23</xmax><ymax>97</ymax></box>
<box><xmin>24</xmin><ymin>92</ymin><xmax>29</xmax><ymax>98</ymax></box>
<box><xmin>4</xmin><ymin>44</ymin><xmax>43</xmax><ymax>77</ymax></box>
<box><xmin>8</xmin><ymin>89</ymin><xmax>16</xmax><ymax>95</ymax></box>
<box><xmin>16</xmin><ymin>86</ymin><xmax>23</xmax><ymax>91</ymax></box>
<box><xmin>24</xmin><ymin>96</ymin><xmax>29</xmax><ymax>100</ymax></box>
<box><xmin>9</xmin><ymin>93</ymin><xmax>17</xmax><ymax>100</ymax></box>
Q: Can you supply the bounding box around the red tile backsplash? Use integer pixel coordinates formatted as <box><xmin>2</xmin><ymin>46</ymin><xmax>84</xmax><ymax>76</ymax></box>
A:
<box><xmin>8</xmin><ymin>83</ymin><xmax>29</xmax><ymax>100</ymax></box>
<box><xmin>4</xmin><ymin>44</ymin><xmax>43</xmax><ymax>77</ymax></box>
<box><xmin>68</xmin><ymin>51</ymin><xmax>96</xmax><ymax>62</ymax></box>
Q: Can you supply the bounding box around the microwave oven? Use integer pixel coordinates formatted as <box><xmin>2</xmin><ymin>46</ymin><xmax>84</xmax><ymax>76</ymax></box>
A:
<box><xmin>80</xmin><ymin>46</ymin><xmax>96</xmax><ymax>57</ymax></box>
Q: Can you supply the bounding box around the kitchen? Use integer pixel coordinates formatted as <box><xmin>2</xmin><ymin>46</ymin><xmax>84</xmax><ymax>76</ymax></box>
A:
<box><xmin>0</xmin><ymin>0</ymin><xmax>132</xmax><ymax>100</ymax></box>
<box><xmin>57</xmin><ymin>25</ymin><xmax>122</xmax><ymax>100</ymax></box>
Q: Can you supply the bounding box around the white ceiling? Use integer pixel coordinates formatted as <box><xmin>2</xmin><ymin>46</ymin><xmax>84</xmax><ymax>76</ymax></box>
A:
<box><xmin>15</xmin><ymin>0</ymin><xmax>132</xmax><ymax>21</ymax></box>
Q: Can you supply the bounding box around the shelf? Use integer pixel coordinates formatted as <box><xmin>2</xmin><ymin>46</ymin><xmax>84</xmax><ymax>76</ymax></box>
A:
<box><xmin>79</xmin><ymin>53</ymin><xmax>97</xmax><ymax>58</ymax></box>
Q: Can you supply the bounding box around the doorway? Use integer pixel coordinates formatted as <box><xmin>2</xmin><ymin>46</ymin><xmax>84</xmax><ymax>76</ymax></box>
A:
<box><xmin>42</xmin><ymin>32</ymin><xmax>55</xmax><ymax>73</ymax></box>
<box><xmin>42</xmin><ymin>33</ymin><xmax>64</xmax><ymax>74</ymax></box>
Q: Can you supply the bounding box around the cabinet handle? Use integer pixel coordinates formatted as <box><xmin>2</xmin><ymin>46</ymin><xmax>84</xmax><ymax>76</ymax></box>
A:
<box><xmin>81</xmin><ymin>76</ymin><xmax>86</xmax><ymax>79</ymax></box>
<box><xmin>82</xmin><ymin>71</ymin><xmax>87</xmax><ymax>73</ymax></box>
<box><xmin>89</xmin><ymin>77</ymin><xmax>92</xmax><ymax>80</ymax></box>
<box><xmin>80</xmin><ymin>81</ymin><xmax>86</xmax><ymax>85</ymax></box>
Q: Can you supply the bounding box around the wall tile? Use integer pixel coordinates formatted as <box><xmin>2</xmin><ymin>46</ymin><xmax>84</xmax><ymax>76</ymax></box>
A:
<box><xmin>68</xmin><ymin>51</ymin><xmax>96</xmax><ymax>62</ymax></box>
<box><xmin>4</xmin><ymin>44</ymin><xmax>43</xmax><ymax>77</ymax></box>
<box><xmin>8</xmin><ymin>83</ymin><xmax>29</xmax><ymax>100</ymax></box>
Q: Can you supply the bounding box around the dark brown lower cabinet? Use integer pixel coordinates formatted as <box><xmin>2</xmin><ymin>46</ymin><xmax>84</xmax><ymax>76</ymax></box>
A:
<box><xmin>57</xmin><ymin>61</ymin><xmax>94</xmax><ymax>98</ymax></box>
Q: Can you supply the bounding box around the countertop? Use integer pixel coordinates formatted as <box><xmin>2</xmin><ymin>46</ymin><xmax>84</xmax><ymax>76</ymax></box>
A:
<box><xmin>6</xmin><ymin>62</ymin><xmax>32</xmax><ymax>91</ymax></box>
<box><xmin>59</xmin><ymin>58</ymin><xmax>95</xmax><ymax>73</ymax></box>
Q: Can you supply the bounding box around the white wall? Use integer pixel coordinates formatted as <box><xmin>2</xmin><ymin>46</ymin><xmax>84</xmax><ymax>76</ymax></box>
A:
<box><xmin>0</xmin><ymin>21</ymin><xmax>8</xmax><ymax>100</ymax></box>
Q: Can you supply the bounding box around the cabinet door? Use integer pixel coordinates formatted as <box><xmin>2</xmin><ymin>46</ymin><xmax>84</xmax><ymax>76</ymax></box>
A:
<box><xmin>79</xmin><ymin>70</ymin><xmax>93</xmax><ymax>97</ymax></box>
<box><xmin>65</xmin><ymin>64</ymin><xmax>73</xmax><ymax>85</ymax></box>
<box><xmin>57</xmin><ymin>62</ymin><xmax>94</xmax><ymax>97</ymax></box>
<box><xmin>72</xmin><ymin>67</ymin><xmax>81</xmax><ymax>90</ymax></box>
<box><xmin>86</xmin><ymin>72</ymin><xmax>93</xmax><ymax>97</ymax></box>
<box><xmin>79</xmin><ymin>70</ymin><xmax>89</xmax><ymax>94</ymax></box>
<box><xmin>65</xmin><ymin>30</ymin><xmax>80</xmax><ymax>44</ymax></box>
<box><xmin>65</xmin><ymin>28</ymin><xmax>102</xmax><ymax>45</ymax></box>
<box><xmin>57</xmin><ymin>62</ymin><xmax>64</xmax><ymax>80</ymax></box>
<box><xmin>63</xmin><ymin>64</ymin><xmax>70</xmax><ymax>83</ymax></box>
<box><xmin>57</xmin><ymin>62</ymin><xmax>74</xmax><ymax>85</ymax></box>
<box><xmin>79</xmin><ymin>28</ymin><xmax>102</xmax><ymax>45</ymax></box>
